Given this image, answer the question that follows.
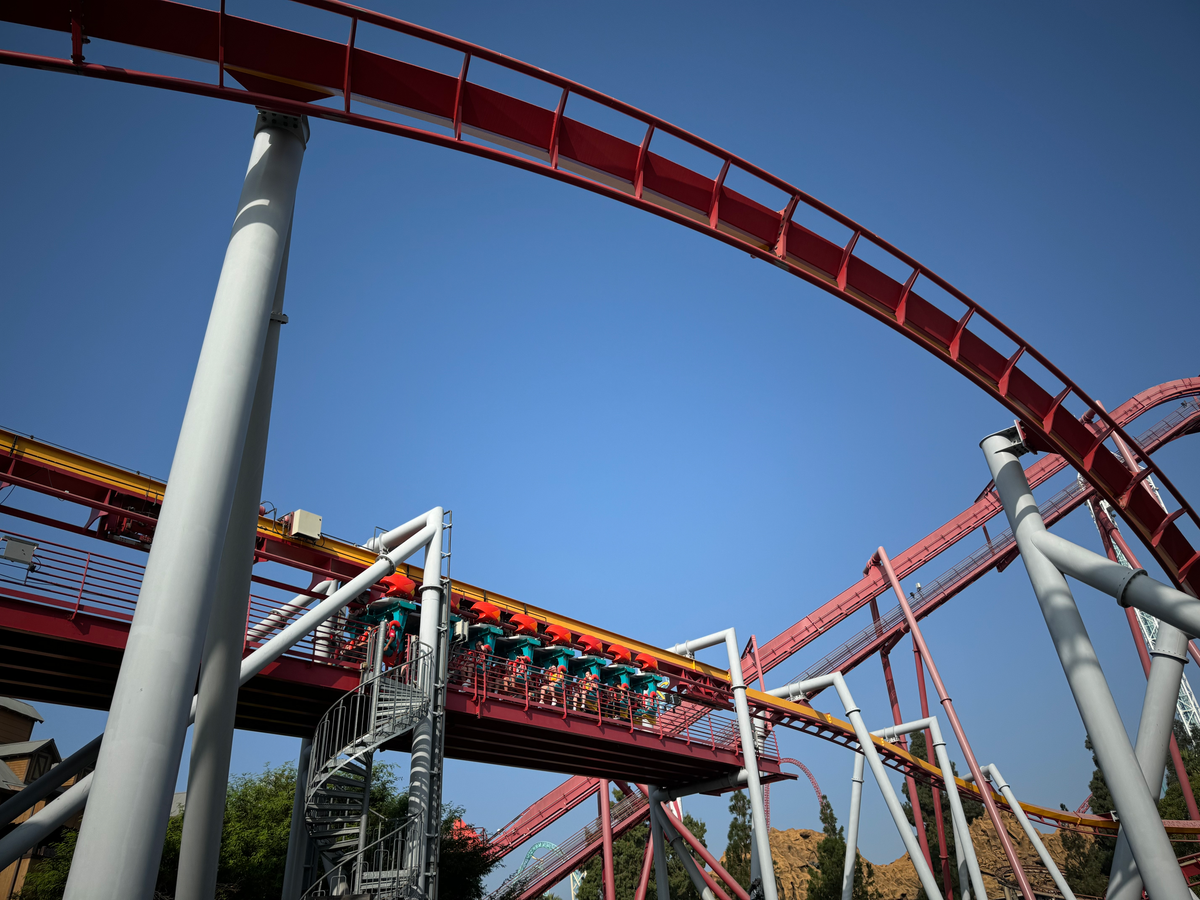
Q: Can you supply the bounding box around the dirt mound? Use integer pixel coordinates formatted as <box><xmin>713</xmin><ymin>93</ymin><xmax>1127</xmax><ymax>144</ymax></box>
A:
<box><xmin>764</xmin><ymin>814</ymin><xmax>1076</xmax><ymax>900</ymax></box>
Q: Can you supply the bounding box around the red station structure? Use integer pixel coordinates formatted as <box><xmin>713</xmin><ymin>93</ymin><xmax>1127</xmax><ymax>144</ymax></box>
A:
<box><xmin>1</xmin><ymin>4</ymin><xmax>1199</xmax><ymax>900</ymax></box>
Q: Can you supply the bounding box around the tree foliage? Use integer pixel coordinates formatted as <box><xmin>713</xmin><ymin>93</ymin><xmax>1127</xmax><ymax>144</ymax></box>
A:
<box><xmin>17</xmin><ymin>760</ymin><xmax>496</xmax><ymax>900</ymax></box>
<box><xmin>805</xmin><ymin>794</ymin><xmax>877</xmax><ymax>900</ymax></box>
<box><xmin>725</xmin><ymin>790</ymin><xmax>752</xmax><ymax>890</ymax></box>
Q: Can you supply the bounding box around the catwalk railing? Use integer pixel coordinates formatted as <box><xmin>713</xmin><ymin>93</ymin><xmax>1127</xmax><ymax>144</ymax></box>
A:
<box><xmin>0</xmin><ymin>527</ymin><xmax>373</xmax><ymax>670</ymax></box>
<box><xmin>447</xmin><ymin>649</ymin><xmax>780</xmax><ymax>759</ymax></box>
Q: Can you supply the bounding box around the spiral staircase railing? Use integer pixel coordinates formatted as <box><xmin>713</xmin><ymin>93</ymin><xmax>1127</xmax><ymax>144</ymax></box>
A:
<box><xmin>302</xmin><ymin>636</ymin><xmax>433</xmax><ymax>898</ymax></box>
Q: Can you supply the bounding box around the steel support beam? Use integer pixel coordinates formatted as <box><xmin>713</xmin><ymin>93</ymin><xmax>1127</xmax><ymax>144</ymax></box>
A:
<box><xmin>281</xmin><ymin>737</ymin><xmax>313</xmax><ymax>900</ymax></box>
<box><xmin>841</xmin><ymin>752</ymin><xmax>864</xmax><ymax>900</ymax></box>
<box><xmin>64</xmin><ymin>110</ymin><xmax>307</xmax><ymax>900</ymax></box>
<box><xmin>981</xmin><ymin>426</ymin><xmax>1190</xmax><ymax>900</ymax></box>
<box><xmin>175</xmin><ymin>213</ymin><xmax>294</xmax><ymax>900</ymax></box>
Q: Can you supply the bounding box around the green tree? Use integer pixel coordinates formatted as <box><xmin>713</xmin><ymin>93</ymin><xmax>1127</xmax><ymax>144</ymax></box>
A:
<box><xmin>18</xmin><ymin>760</ymin><xmax>496</xmax><ymax>900</ymax></box>
<box><xmin>805</xmin><ymin>795</ymin><xmax>877</xmax><ymax>900</ymax></box>
<box><xmin>725</xmin><ymin>790</ymin><xmax>752</xmax><ymax>890</ymax></box>
<box><xmin>899</xmin><ymin>732</ymin><xmax>982</xmax><ymax>900</ymax></box>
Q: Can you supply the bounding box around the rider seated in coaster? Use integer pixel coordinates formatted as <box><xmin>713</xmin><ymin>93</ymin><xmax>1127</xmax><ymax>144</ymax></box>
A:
<box><xmin>501</xmin><ymin>650</ymin><xmax>530</xmax><ymax>694</ymax></box>
<box><xmin>539</xmin><ymin>664</ymin><xmax>566</xmax><ymax>706</ymax></box>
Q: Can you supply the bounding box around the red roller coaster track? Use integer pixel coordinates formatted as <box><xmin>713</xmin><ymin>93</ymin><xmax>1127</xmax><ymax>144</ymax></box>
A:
<box><xmin>3</xmin><ymin>1</ymin><xmax>1199</xmax><ymax>889</ymax></box>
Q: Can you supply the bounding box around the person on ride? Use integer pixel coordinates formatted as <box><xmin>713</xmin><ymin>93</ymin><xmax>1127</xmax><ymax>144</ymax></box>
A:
<box><xmin>502</xmin><ymin>652</ymin><xmax>529</xmax><ymax>695</ymax></box>
<box><xmin>539</xmin><ymin>664</ymin><xmax>565</xmax><ymax>707</ymax></box>
<box><xmin>581</xmin><ymin>671</ymin><xmax>600</xmax><ymax>713</ymax></box>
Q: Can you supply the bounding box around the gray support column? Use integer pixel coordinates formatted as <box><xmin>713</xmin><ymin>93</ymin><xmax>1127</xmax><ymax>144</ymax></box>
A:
<box><xmin>281</xmin><ymin>737</ymin><xmax>313</xmax><ymax>900</ymax></box>
<box><xmin>649</xmin><ymin>798</ymin><xmax>717</xmax><ymax>900</ymax></box>
<box><xmin>407</xmin><ymin>511</ymin><xmax>444</xmax><ymax>896</ymax></box>
<box><xmin>841</xmin><ymin>753</ymin><xmax>864</xmax><ymax>900</ymax></box>
<box><xmin>981</xmin><ymin>427</ymin><xmax>1190</xmax><ymax>900</ymax></box>
<box><xmin>649</xmin><ymin>785</ymin><xmax>671</xmax><ymax>900</ymax></box>
<box><xmin>62</xmin><ymin>110</ymin><xmax>307</xmax><ymax>900</ymax></box>
<box><xmin>175</xmin><ymin>216</ymin><xmax>294</xmax><ymax>900</ymax></box>
<box><xmin>982</xmin><ymin>765</ymin><xmax>1074</xmax><ymax>900</ymax></box>
<box><xmin>1107</xmin><ymin>622</ymin><xmax>1189</xmax><ymax>900</ymax></box>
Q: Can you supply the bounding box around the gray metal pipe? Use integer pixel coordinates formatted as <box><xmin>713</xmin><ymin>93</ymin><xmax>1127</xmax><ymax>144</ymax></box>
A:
<box><xmin>649</xmin><ymin>795</ymin><xmax>718</xmax><ymax>900</ymax></box>
<box><xmin>175</xmin><ymin>214</ymin><xmax>293</xmax><ymax>900</ymax></box>
<box><xmin>841</xmin><ymin>752</ymin><xmax>864</xmax><ymax>900</ymax></box>
<box><xmin>1032</xmin><ymin>530</ymin><xmax>1200</xmax><ymax>637</ymax></box>
<box><xmin>980</xmin><ymin>765</ymin><xmax>1074</xmax><ymax>900</ymax></box>
<box><xmin>1107</xmin><ymin>620</ymin><xmax>1189</xmax><ymax>900</ymax></box>
<box><xmin>64</xmin><ymin>111</ymin><xmax>309</xmax><ymax>900</ymax></box>
<box><xmin>245</xmin><ymin>580</ymin><xmax>333</xmax><ymax>644</ymax></box>
<box><xmin>0</xmin><ymin>517</ymin><xmax>439</xmax><ymax>871</ymax></box>
<box><xmin>873</xmin><ymin>717</ymin><xmax>985</xmax><ymax>900</ymax></box>
<box><xmin>981</xmin><ymin>427</ymin><xmax>1190</xmax><ymax>900</ymax></box>
<box><xmin>407</xmin><ymin>509</ymin><xmax>445</xmax><ymax>897</ymax></box>
<box><xmin>769</xmin><ymin>675</ymin><xmax>943</xmax><ymax>899</ymax></box>
<box><xmin>671</xmin><ymin>627</ymin><xmax>778</xmax><ymax>900</ymax></box>
<box><xmin>649</xmin><ymin>785</ymin><xmax>672</xmax><ymax>900</ymax></box>
<box><xmin>0</xmin><ymin>734</ymin><xmax>100</xmax><ymax>829</ymax></box>
<box><xmin>660</xmin><ymin>770</ymin><xmax>750</xmax><ymax>801</ymax></box>
<box><xmin>280</xmin><ymin>737</ymin><xmax>313</xmax><ymax>900</ymax></box>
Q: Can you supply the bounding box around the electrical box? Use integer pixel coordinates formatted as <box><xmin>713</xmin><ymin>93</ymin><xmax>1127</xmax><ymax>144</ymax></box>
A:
<box><xmin>287</xmin><ymin>509</ymin><xmax>323</xmax><ymax>541</ymax></box>
<box><xmin>1</xmin><ymin>537</ymin><xmax>37</xmax><ymax>566</ymax></box>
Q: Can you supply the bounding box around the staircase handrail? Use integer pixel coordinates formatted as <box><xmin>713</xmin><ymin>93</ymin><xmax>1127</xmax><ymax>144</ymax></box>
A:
<box><xmin>299</xmin><ymin>813</ymin><xmax>420</xmax><ymax>899</ymax></box>
<box><xmin>307</xmin><ymin>640</ymin><xmax>433</xmax><ymax>802</ymax></box>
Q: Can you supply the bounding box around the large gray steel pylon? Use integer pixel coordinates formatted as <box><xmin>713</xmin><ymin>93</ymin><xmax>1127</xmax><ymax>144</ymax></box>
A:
<box><xmin>63</xmin><ymin>110</ymin><xmax>308</xmax><ymax>900</ymax></box>
<box><xmin>981</xmin><ymin>426</ymin><xmax>1190</xmax><ymax>900</ymax></box>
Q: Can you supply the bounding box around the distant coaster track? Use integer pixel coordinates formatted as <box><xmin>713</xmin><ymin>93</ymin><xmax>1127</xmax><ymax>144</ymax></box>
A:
<box><xmin>2</xmin><ymin>0</ymin><xmax>1198</xmax><ymax>606</ymax></box>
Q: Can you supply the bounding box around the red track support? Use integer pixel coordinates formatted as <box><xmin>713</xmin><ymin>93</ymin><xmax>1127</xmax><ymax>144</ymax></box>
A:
<box><xmin>658</xmin><ymin>800</ymin><xmax>749</xmax><ymax>900</ymax></box>
<box><xmin>915</xmin><ymin>637</ymin><xmax>955</xmax><ymax>900</ymax></box>
<box><xmin>599</xmin><ymin>779</ymin><xmax>616</xmax><ymax>900</ymax></box>
<box><xmin>879</xmin><ymin>645</ymin><xmax>934</xmax><ymax>872</ymax></box>
<box><xmin>633</xmin><ymin>831</ymin><xmax>653</xmax><ymax>900</ymax></box>
<box><xmin>871</xmin><ymin>547</ymin><xmax>1036</xmax><ymax>900</ymax></box>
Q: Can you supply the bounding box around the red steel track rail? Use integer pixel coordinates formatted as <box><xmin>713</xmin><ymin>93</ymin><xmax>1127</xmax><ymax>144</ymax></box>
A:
<box><xmin>2</xmin><ymin>2</ymin><xmax>1198</xmax><ymax>599</ymax></box>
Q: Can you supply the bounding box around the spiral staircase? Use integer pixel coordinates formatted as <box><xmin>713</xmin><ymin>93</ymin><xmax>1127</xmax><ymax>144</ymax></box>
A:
<box><xmin>301</xmin><ymin>636</ymin><xmax>433</xmax><ymax>898</ymax></box>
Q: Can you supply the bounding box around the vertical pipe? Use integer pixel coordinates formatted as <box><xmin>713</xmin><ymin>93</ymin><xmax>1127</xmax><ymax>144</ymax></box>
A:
<box><xmin>175</xmin><ymin>214</ymin><xmax>294</xmax><ymax>900</ymax></box>
<box><xmin>724</xmin><ymin>630</ymin><xmax>778</xmax><ymax>900</ymax></box>
<box><xmin>915</xmin><ymin>651</ymin><xmax>954</xmax><ymax>899</ymax></box>
<box><xmin>1104</xmin><ymin>514</ymin><xmax>1200</xmax><ymax>819</ymax></box>
<box><xmin>64</xmin><ymin>111</ymin><xmax>308</xmax><ymax>900</ymax></box>
<box><xmin>280</xmin><ymin>737</ymin><xmax>313</xmax><ymax>900</ymax></box>
<box><xmin>841</xmin><ymin>752</ymin><xmax>865</xmax><ymax>900</ymax></box>
<box><xmin>982</xmin><ymin>429</ymin><xmax>1190</xmax><ymax>900</ymax></box>
<box><xmin>880</xmin><ymin>647</ymin><xmax>933</xmax><ymax>871</ymax></box>
<box><xmin>649</xmin><ymin>783</ymin><xmax>672</xmax><ymax>900</ymax></box>
<box><xmin>650</xmin><ymin>800</ymin><xmax>723</xmax><ymax>900</ymax></box>
<box><xmin>873</xmin><ymin>545</ymin><xmax>1034</xmax><ymax>900</ymax></box>
<box><xmin>926</xmin><ymin>724</ymin><xmax>986</xmax><ymax>900</ymax></box>
<box><xmin>633</xmin><ymin>829</ymin><xmax>654</xmax><ymax>900</ymax></box>
<box><xmin>408</xmin><ymin>510</ymin><xmax>444</xmax><ymax>896</ymax></box>
<box><xmin>599</xmin><ymin>780</ymin><xmax>616</xmax><ymax>900</ymax></box>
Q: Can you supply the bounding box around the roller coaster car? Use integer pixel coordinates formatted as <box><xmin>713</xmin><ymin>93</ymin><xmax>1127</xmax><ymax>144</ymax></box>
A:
<box><xmin>543</xmin><ymin>624</ymin><xmax>573</xmax><ymax>646</ymax></box>
<box><xmin>599</xmin><ymin>665</ymin><xmax>635</xmax><ymax>689</ymax></box>
<box><xmin>567</xmin><ymin>655</ymin><xmax>605</xmax><ymax>679</ymax></box>
<box><xmin>468</xmin><ymin>623</ymin><xmax>504</xmax><ymax>654</ymax></box>
<box><xmin>507</xmin><ymin>613</ymin><xmax>539</xmax><ymax>637</ymax></box>
<box><xmin>495</xmin><ymin>636</ymin><xmax>540</xmax><ymax>661</ymax></box>
<box><xmin>576</xmin><ymin>635</ymin><xmax>603</xmax><ymax>656</ymax></box>
<box><xmin>470</xmin><ymin>601</ymin><xmax>502</xmax><ymax>626</ymax></box>
<box><xmin>532</xmin><ymin>646</ymin><xmax>573</xmax><ymax>670</ymax></box>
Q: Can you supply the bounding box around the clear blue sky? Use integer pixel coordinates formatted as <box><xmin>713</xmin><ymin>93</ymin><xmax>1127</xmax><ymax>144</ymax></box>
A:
<box><xmin>2</xmin><ymin>0</ymin><xmax>1199</xmax><ymax>888</ymax></box>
